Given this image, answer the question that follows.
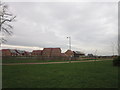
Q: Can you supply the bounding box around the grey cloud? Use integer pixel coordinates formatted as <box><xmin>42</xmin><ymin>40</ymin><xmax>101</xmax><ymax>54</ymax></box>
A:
<box><xmin>4</xmin><ymin>2</ymin><xmax>118</xmax><ymax>55</ymax></box>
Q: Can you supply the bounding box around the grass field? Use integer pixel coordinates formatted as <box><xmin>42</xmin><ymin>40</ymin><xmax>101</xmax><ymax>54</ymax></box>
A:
<box><xmin>2</xmin><ymin>57</ymin><xmax>67</xmax><ymax>63</ymax></box>
<box><xmin>2</xmin><ymin>60</ymin><xmax>118</xmax><ymax>88</ymax></box>
<box><xmin>2</xmin><ymin>59</ymin><xmax>64</xmax><ymax>63</ymax></box>
<box><xmin>2</xmin><ymin>56</ymin><xmax>110</xmax><ymax>63</ymax></box>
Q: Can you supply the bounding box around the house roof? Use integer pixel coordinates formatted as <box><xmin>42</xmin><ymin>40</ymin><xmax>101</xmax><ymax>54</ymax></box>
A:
<box><xmin>2</xmin><ymin>49</ymin><xmax>10</xmax><ymax>51</ymax></box>
<box><xmin>43</xmin><ymin>48</ymin><xmax>61</xmax><ymax>52</ymax></box>
<box><xmin>73</xmin><ymin>51</ymin><xmax>85</xmax><ymax>54</ymax></box>
<box><xmin>65</xmin><ymin>50</ymin><xmax>73</xmax><ymax>53</ymax></box>
<box><xmin>9</xmin><ymin>49</ymin><xmax>17</xmax><ymax>53</ymax></box>
<box><xmin>45</xmin><ymin>48</ymin><xmax>60</xmax><ymax>49</ymax></box>
<box><xmin>16</xmin><ymin>50</ymin><xmax>25</xmax><ymax>54</ymax></box>
<box><xmin>32</xmin><ymin>50</ymin><xmax>43</xmax><ymax>52</ymax></box>
<box><xmin>61</xmin><ymin>53</ymin><xmax>67</xmax><ymax>56</ymax></box>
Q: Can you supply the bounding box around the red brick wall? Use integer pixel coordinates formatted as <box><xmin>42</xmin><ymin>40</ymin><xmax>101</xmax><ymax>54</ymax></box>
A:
<box><xmin>2</xmin><ymin>49</ymin><xmax>11</xmax><ymax>56</ymax></box>
<box><xmin>32</xmin><ymin>50</ymin><xmax>42</xmax><ymax>56</ymax></box>
<box><xmin>65</xmin><ymin>50</ymin><xmax>74</xmax><ymax>57</ymax></box>
<box><xmin>42</xmin><ymin>48</ymin><xmax>61</xmax><ymax>57</ymax></box>
<box><xmin>42</xmin><ymin>48</ymin><xmax>52</xmax><ymax>57</ymax></box>
<box><xmin>51</xmin><ymin>48</ymin><xmax>61</xmax><ymax>57</ymax></box>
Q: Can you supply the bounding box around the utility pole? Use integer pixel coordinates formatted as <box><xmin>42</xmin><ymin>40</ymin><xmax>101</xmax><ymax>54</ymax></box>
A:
<box><xmin>67</xmin><ymin>37</ymin><xmax>71</xmax><ymax>50</ymax></box>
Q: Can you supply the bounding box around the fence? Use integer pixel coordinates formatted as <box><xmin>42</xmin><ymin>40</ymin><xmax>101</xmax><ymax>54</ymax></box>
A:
<box><xmin>2</xmin><ymin>56</ymin><xmax>114</xmax><ymax>63</ymax></box>
<box><xmin>2</xmin><ymin>56</ymin><xmax>80</xmax><ymax>61</ymax></box>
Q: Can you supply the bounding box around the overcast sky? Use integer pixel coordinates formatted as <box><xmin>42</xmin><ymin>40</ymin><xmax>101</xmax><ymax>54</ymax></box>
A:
<box><xmin>1</xmin><ymin>1</ymin><xmax>118</xmax><ymax>56</ymax></box>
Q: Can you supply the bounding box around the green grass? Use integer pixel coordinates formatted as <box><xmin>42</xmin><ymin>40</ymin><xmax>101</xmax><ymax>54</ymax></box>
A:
<box><xmin>2</xmin><ymin>60</ymin><xmax>118</xmax><ymax>88</ymax></box>
<box><xmin>2</xmin><ymin>59</ymin><xmax>94</xmax><ymax>63</ymax></box>
<box><xmin>2</xmin><ymin>56</ymin><xmax>105</xmax><ymax>63</ymax></box>
<box><xmin>2</xmin><ymin>59</ymin><xmax>63</xmax><ymax>63</ymax></box>
<box><xmin>2</xmin><ymin>56</ymin><xmax>68</xmax><ymax>63</ymax></box>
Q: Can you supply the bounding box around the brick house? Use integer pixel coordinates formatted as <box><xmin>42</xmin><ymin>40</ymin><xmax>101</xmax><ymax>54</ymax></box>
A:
<box><xmin>16</xmin><ymin>50</ymin><xmax>27</xmax><ymax>56</ymax></box>
<box><xmin>10</xmin><ymin>49</ymin><xmax>18</xmax><ymax>56</ymax></box>
<box><xmin>42</xmin><ymin>48</ymin><xmax>61</xmax><ymax>57</ymax></box>
<box><xmin>2</xmin><ymin>49</ymin><xmax>30</xmax><ymax>56</ymax></box>
<box><xmin>65</xmin><ymin>50</ymin><xmax>74</xmax><ymax>57</ymax></box>
<box><xmin>73</xmin><ymin>51</ymin><xmax>85</xmax><ymax>57</ymax></box>
<box><xmin>2</xmin><ymin>49</ymin><xmax>11</xmax><ymax>56</ymax></box>
<box><xmin>25</xmin><ymin>51</ymin><xmax>32</xmax><ymax>56</ymax></box>
<box><xmin>2</xmin><ymin>49</ymin><xmax>32</xmax><ymax>56</ymax></box>
<box><xmin>61</xmin><ymin>53</ymin><xmax>67</xmax><ymax>57</ymax></box>
<box><xmin>32</xmin><ymin>50</ymin><xmax>43</xmax><ymax>56</ymax></box>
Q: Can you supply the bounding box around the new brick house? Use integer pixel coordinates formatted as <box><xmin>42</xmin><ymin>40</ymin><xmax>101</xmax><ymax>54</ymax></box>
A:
<box><xmin>9</xmin><ymin>49</ymin><xmax>18</xmax><ymax>56</ymax></box>
<box><xmin>2</xmin><ymin>49</ymin><xmax>11</xmax><ymax>56</ymax></box>
<box><xmin>15</xmin><ymin>50</ymin><xmax>26</xmax><ymax>56</ymax></box>
<box><xmin>25</xmin><ymin>51</ymin><xmax>32</xmax><ymax>56</ymax></box>
<box><xmin>65</xmin><ymin>50</ymin><xmax>74</xmax><ymax>57</ymax></box>
<box><xmin>42</xmin><ymin>48</ymin><xmax>61</xmax><ymax>57</ymax></box>
<box><xmin>61</xmin><ymin>53</ymin><xmax>67</xmax><ymax>57</ymax></box>
<box><xmin>32</xmin><ymin>50</ymin><xmax>43</xmax><ymax>56</ymax></box>
<box><xmin>73</xmin><ymin>51</ymin><xmax>85</xmax><ymax>57</ymax></box>
<box><xmin>2</xmin><ymin>49</ymin><xmax>29</xmax><ymax>56</ymax></box>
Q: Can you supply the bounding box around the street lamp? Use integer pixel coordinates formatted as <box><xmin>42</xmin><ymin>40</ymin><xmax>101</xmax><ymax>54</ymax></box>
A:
<box><xmin>67</xmin><ymin>36</ymin><xmax>72</xmax><ymax>62</ymax></box>
<box><xmin>67</xmin><ymin>37</ymin><xmax>71</xmax><ymax>50</ymax></box>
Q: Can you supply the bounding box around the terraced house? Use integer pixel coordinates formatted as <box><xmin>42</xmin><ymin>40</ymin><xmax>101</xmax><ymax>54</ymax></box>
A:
<box><xmin>1</xmin><ymin>49</ymin><xmax>29</xmax><ymax>56</ymax></box>
<box><xmin>2</xmin><ymin>48</ymin><xmax>85</xmax><ymax>58</ymax></box>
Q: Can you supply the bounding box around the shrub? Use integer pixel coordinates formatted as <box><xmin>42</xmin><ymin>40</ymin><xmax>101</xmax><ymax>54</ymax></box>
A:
<box><xmin>113</xmin><ymin>56</ymin><xmax>120</xmax><ymax>66</ymax></box>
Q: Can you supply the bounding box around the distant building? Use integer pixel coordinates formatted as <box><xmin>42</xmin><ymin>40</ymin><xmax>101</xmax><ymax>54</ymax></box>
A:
<box><xmin>73</xmin><ymin>51</ymin><xmax>85</xmax><ymax>57</ymax></box>
<box><xmin>1</xmin><ymin>49</ymin><xmax>29</xmax><ymax>56</ymax></box>
<box><xmin>2</xmin><ymin>49</ymin><xmax>11</xmax><ymax>56</ymax></box>
<box><xmin>25</xmin><ymin>51</ymin><xmax>32</xmax><ymax>56</ymax></box>
<box><xmin>61</xmin><ymin>53</ymin><xmax>67</xmax><ymax>57</ymax></box>
<box><xmin>16</xmin><ymin>50</ymin><xmax>26</xmax><ymax>56</ymax></box>
<box><xmin>65</xmin><ymin>50</ymin><xmax>74</xmax><ymax>57</ymax></box>
<box><xmin>87</xmin><ymin>54</ymin><xmax>94</xmax><ymax>57</ymax></box>
<box><xmin>65</xmin><ymin>50</ymin><xmax>85</xmax><ymax>58</ymax></box>
<box><xmin>9</xmin><ymin>49</ymin><xmax>18</xmax><ymax>56</ymax></box>
<box><xmin>32</xmin><ymin>50</ymin><xmax>43</xmax><ymax>56</ymax></box>
<box><xmin>42</xmin><ymin>48</ymin><xmax>61</xmax><ymax>57</ymax></box>
<box><xmin>1</xmin><ymin>48</ymin><xmax>86</xmax><ymax>58</ymax></box>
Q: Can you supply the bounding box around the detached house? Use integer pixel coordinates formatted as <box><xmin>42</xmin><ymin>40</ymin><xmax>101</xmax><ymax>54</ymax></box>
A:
<box><xmin>65</xmin><ymin>50</ymin><xmax>85</xmax><ymax>58</ymax></box>
<box><xmin>2</xmin><ymin>49</ymin><xmax>18</xmax><ymax>56</ymax></box>
<box><xmin>9</xmin><ymin>49</ymin><xmax>18</xmax><ymax>56</ymax></box>
<box><xmin>32</xmin><ymin>50</ymin><xmax>43</xmax><ymax>56</ymax></box>
<box><xmin>73</xmin><ymin>51</ymin><xmax>85</xmax><ymax>57</ymax></box>
<box><xmin>65</xmin><ymin>50</ymin><xmax>74</xmax><ymax>57</ymax></box>
<box><xmin>2</xmin><ymin>49</ymin><xmax>29</xmax><ymax>56</ymax></box>
<box><xmin>42</xmin><ymin>48</ymin><xmax>61</xmax><ymax>57</ymax></box>
<box><xmin>16</xmin><ymin>50</ymin><xmax>28</xmax><ymax>56</ymax></box>
<box><xmin>2</xmin><ymin>49</ymin><xmax>11</xmax><ymax>56</ymax></box>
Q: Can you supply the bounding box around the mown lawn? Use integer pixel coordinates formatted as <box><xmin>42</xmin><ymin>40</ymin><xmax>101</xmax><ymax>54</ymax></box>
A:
<box><xmin>2</xmin><ymin>57</ymin><xmax>104</xmax><ymax>63</ymax></box>
<box><xmin>2</xmin><ymin>59</ymin><xmax>64</xmax><ymax>63</ymax></box>
<box><xmin>2</xmin><ymin>56</ymin><xmax>71</xmax><ymax>63</ymax></box>
<box><xmin>2</xmin><ymin>60</ymin><xmax>118</xmax><ymax>88</ymax></box>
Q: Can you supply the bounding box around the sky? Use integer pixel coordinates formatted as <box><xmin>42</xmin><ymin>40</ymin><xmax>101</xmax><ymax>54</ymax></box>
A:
<box><xmin>1</xmin><ymin>0</ymin><xmax>118</xmax><ymax>56</ymax></box>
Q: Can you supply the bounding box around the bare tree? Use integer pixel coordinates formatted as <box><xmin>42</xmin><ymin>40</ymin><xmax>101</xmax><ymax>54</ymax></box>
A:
<box><xmin>0</xmin><ymin>2</ymin><xmax>16</xmax><ymax>44</ymax></box>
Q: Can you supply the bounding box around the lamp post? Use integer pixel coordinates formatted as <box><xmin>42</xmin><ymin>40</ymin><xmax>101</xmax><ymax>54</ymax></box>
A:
<box><xmin>67</xmin><ymin>36</ymin><xmax>72</xmax><ymax>63</ymax></box>
<box><xmin>67</xmin><ymin>37</ymin><xmax>71</xmax><ymax>50</ymax></box>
